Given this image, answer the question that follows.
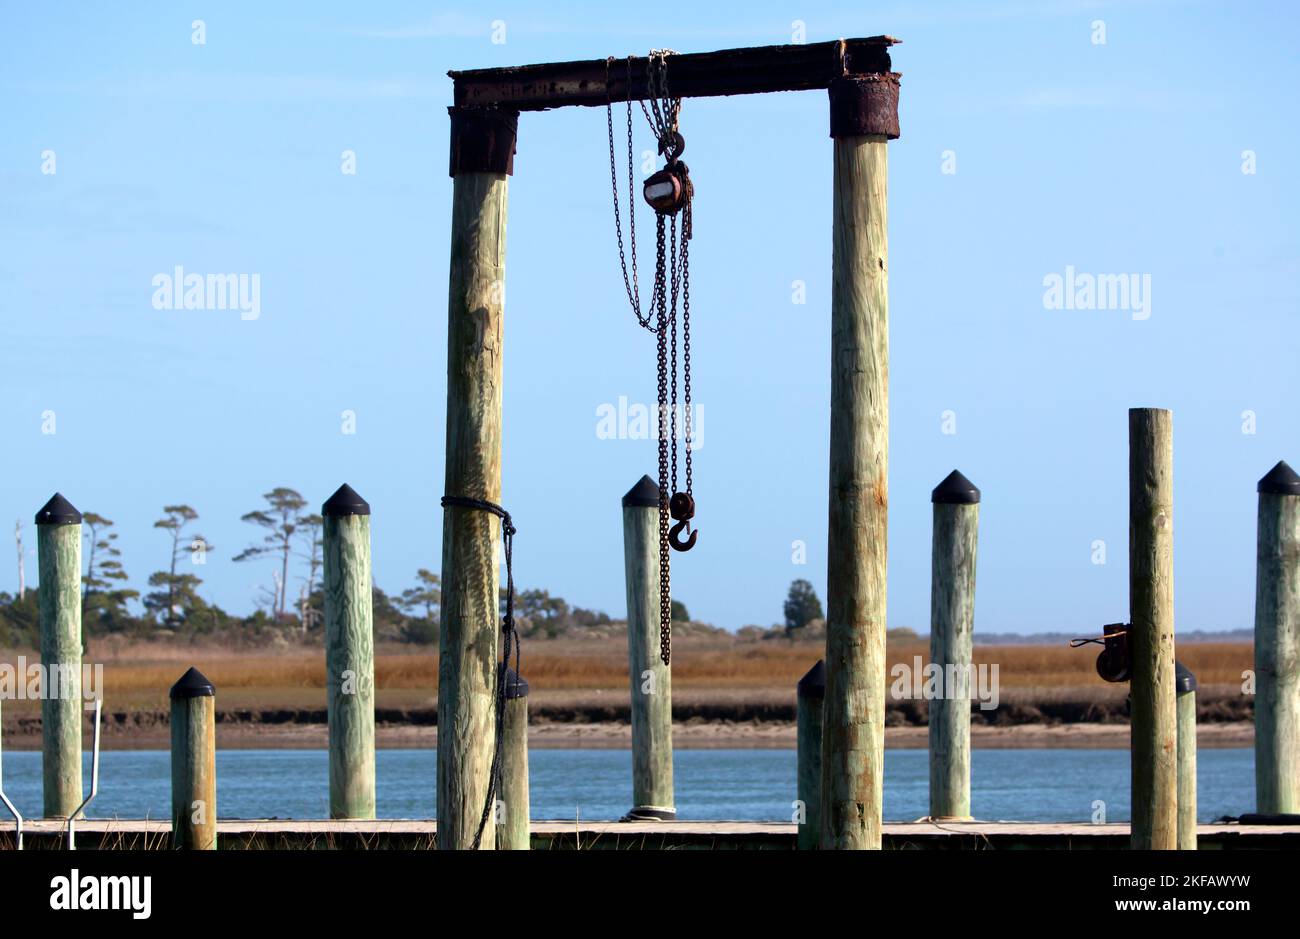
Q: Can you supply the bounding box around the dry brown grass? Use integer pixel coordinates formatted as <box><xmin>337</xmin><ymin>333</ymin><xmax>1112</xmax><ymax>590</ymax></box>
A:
<box><xmin>1</xmin><ymin>635</ymin><xmax>1253</xmax><ymax>714</ymax></box>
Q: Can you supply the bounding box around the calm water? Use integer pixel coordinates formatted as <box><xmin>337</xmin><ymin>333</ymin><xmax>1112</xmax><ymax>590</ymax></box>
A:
<box><xmin>0</xmin><ymin>748</ymin><xmax>1254</xmax><ymax>823</ymax></box>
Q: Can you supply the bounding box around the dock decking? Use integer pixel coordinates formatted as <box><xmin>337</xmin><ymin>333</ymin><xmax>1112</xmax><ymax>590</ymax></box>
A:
<box><xmin>5</xmin><ymin>819</ymin><xmax>1298</xmax><ymax>850</ymax></box>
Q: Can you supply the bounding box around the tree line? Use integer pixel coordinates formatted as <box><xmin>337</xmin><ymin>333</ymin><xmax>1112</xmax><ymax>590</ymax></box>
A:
<box><xmin>1</xmin><ymin>487</ymin><xmax>447</xmax><ymax>648</ymax></box>
<box><xmin>1</xmin><ymin>486</ymin><xmax>831</xmax><ymax>649</ymax></box>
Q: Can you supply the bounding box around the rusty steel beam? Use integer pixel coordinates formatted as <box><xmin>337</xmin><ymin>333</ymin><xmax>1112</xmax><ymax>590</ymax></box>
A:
<box><xmin>449</xmin><ymin>37</ymin><xmax>899</xmax><ymax>111</ymax></box>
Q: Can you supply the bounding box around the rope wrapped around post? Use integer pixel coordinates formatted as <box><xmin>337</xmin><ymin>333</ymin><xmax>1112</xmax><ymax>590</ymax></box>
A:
<box><xmin>440</xmin><ymin>495</ymin><xmax>521</xmax><ymax>849</ymax></box>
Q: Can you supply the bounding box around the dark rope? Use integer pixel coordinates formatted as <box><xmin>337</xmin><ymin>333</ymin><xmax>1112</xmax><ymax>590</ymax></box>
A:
<box><xmin>440</xmin><ymin>494</ymin><xmax>520</xmax><ymax>850</ymax></box>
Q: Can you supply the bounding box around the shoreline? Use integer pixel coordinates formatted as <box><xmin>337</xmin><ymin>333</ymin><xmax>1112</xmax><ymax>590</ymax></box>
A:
<box><xmin>0</xmin><ymin>719</ymin><xmax>1255</xmax><ymax>751</ymax></box>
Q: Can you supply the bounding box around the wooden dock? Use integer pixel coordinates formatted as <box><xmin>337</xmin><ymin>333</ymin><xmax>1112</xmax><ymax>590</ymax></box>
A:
<box><xmin>4</xmin><ymin>819</ymin><xmax>1298</xmax><ymax>850</ymax></box>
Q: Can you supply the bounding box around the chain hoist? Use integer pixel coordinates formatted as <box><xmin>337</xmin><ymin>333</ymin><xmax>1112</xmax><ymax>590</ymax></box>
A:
<box><xmin>606</xmin><ymin>50</ymin><xmax>697</xmax><ymax>666</ymax></box>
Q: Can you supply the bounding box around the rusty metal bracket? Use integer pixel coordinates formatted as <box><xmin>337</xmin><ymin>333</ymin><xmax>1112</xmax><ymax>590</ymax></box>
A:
<box><xmin>448</xmin><ymin>106</ymin><xmax>519</xmax><ymax>177</ymax></box>
<box><xmin>828</xmin><ymin>72</ymin><xmax>902</xmax><ymax>140</ymax></box>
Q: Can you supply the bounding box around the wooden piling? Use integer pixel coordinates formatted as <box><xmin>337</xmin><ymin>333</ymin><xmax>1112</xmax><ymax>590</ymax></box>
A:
<box><xmin>36</xmin><ymin>493</ymin><xmax>82</xmax><ymax>819</ymax></box>
<box><xmin>821</xmin><ymin>75</ymin><xmax>898</xmax><ymax>850</ymax></box>
<box><xmin>1254</xmin><ymin>459</ymin><xmax>1300</xmax><ymax>814</ymax></box>
<box><xmin>1128</xmin><ymin>407</ymin><xmax>1178</xmax><ymax>850</ymax></box>
<box><xmin>438</xmin><ymin>106</ymin><xmax>515</xmax><ymax>850</ymax></box>
<box><xmin>1176</xmin><ymin>662</ymin><xmax>1198</xmax><ymax>850</ymax></box>
<box><xmin>929</xmin><ymin>470</ymin><xmax>980</xmax><ymax>821</ymax></box>
<box><xmin>796</xmin><ymin>660</ymin><xmax>825</xmax><ymax>850</ymax></box>
<box><xmin>170</xmin><ymin>667</ymin><xmax>217</xmax><ymax>850</ymax></box>
<box><xmin>497</xmin><ymin>668</ymin><xmax>530</xmax><ymax>850</ymax></box>
<box><xmin>622</xmin><ymin>475</ymin><xmax>675</xmax><ymax>820</ymax></box>
<box><xmin>322</xmin><ymin>484</ymin><xmax>376</xmax><ymax>820</ymax></box>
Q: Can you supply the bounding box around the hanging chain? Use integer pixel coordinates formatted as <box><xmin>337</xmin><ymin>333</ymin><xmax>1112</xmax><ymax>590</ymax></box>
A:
<box><xmin>606</xmin><ymin>50</ymin><xmax>693</xmax><ymax>667</ymax></box>
<box><xmin>681</xmin><ymin>201</ymin><xmax>692</xmax><ymax>497</ymax></box>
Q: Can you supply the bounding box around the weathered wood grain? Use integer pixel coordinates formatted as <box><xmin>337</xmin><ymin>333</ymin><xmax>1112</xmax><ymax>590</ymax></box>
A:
<box><xmin>821</xmin><ymin>134</ymin><xmax>889</xmax><ymax>850</ymax></box>
<box><xmin>450</xmin><ymin>39</ymin><xmax>897</xmax><ymax>111</ymax></box>
<box><xmin>438</xmin><ymin>169</ymin><xmax>508</xmax><ymax>850</ymax></box>
<box><xmin>324</xmin><ymin>512</ymin><xmax>376</xmax><ymax>820</ymax></box>
<box><xmin>622</xmin><ymin>486</ymin><xmax>674</xmax><ymax>816</ymax></box>
<box><xmin>1129</xmin><ymin>408</ymin><xmax>1178</xmax><ymax>850</ymax></box>
<box><xmin>171</xmin><ymin>695</ymin><xmax>217</xmax><ymax>850</ymax></box>
<box><xmin>796</xmin><ymin>661</ymin><xmax>824</xmax><ymax>849</ymax></box>
<box><xmin>37</xmin><ymin>521</ymin><xmax>81</xmax><ymax>819</ymax></box>
<box><xmin>929</xmin><ymin>501</ymin><xmax>979</xmax><ymax>820</ymax></box>
<box><xmin>497</xmin><ymin>684</ymin><xmax>530</xmax><ymax>850</ymax></box>
<box><xmin>1255</xmin><ymin>484</ymin><xmax>1300</xmax><ymax>813</ymax></box>
<box><xmin>1177</xmin><ymin>688</ymin><xmax>1198</xmax><ymax>850</ymax></box>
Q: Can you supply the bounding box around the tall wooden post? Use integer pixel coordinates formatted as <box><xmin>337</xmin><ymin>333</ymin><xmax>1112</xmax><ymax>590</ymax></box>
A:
<box><xmin>497</xmin><ymin>668</ymin><xmax>530</xmax><ymax>850</ymax></box>
<box><xmin>323</xmin><ymin>484</ymin><xmax>376</xmax><ymax>820</ymax></box>
<box><xmin>1254</xmin><ymin>459</ymin><xmax>1300</xmax><ymax>814</ymax></box>
<box><xmin>1175</xmin><ymin>662</ymin><xmax>1198</xmax><ymax>850</ymax></box>
<box><xmin>621</xmin><ymin>475</ymin><xmax>675</xmax><ymax>820</ymax></box>
<box><xmin>1128</xmin><ymin>407</ymin><xmax>1177</xmax><ymax>850</ymax></box>
<box><xmin>438</xmin><ymin>105</ymin><xmax>516</xmax><ymax>850</ymax></box>
<box><xmin>796</xmin><ymin>660</ymin><xmax>825</xmax><ymax>850</ymax></box>
<box><xmin>929</xmin><ymin>470</ymin><xmax>980</xmax><ymax>821</ymax></box>
<box><xmin>820</xmin><ymin>72</ymin><xmax>899</xmax><ymax>850</ymax></box>
<box><xmin>170</xmin><ymin>667</ymin><xmax>217</xmax><ymax>850</ymax></box>
<box><xmin>36</xmin><ymin>493</ymin><xmax>82</xmax><ymax>819</ymax></box>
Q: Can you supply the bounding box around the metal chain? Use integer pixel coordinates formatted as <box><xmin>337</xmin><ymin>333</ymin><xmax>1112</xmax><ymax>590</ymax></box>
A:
<box><xmin>605</xmin><ymin>50</ymin><xmax>686</xmax><ymax>667</ymax></box>
<box><xmin>682</xmin><ymin>201</ymin><xmax>693</xmax><ymax>497</ymax></box>
<box><xmin>669</xmin><ymin>214</ymin><xmax>679</xmax><ymax>498</ymax></box>
<box><xmin>655</xmin><ymin>237</ymin><xmax>672</xmax><ymax>666</ymax></box>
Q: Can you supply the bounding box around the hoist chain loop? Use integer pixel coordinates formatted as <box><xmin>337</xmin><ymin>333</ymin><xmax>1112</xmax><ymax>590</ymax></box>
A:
<box><xmin>606</xmin><ymin>50</ymin><xmax>694</xmax><ymax>667</ymax></box>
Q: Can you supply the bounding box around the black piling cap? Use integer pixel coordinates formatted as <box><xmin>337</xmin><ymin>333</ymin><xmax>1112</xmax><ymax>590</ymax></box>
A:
<box><xmin>797</xmin><ymin>659</ymin><xmax>826</xmax><ymax>698</ymax></box>
<box><xmin>1258</xmin><ymin>461</ymin><xmax>1300</xmax><ymax>496</ymax></box>
<box><xmin>322</xmin><ymin>483</ymin><xmax>370</xmax><ymax>517</ymax></box>
<box><xmin>170</xmin><ymin>666</ymin><xmax>216</xmax><ymax>700</ymax></box>
<box><xmin>622</xmin><ymin>474</ymin><xmax>661</xmax><ymax>508</ymax></box>
<box><xmin>502</xmin><ymin>667</ymin><xmax>529</xmax><ymax>699</ymax></box>
<box><xmin>932</xmin><ymin>470</ymin><xmax>980</xmax><ymax>505</ymax></box>
<box><xmin>1175</xmin><ymin>661</ymin><xmax>1197</xmax><ymax>694</ymax></box>
<box><xmin>35</xmin><ymin>493</ymin><xmax>82</xmax><ymax>526</ymax></box>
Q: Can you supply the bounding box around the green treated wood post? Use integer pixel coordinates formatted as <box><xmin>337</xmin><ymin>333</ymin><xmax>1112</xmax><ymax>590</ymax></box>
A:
<box><xmin>170</xmin><ymin>667</ymin><xmax>217</xmax><ymax>850</ymax></box>
<box><xmin>796</xmin><ymin>660</ymin><xmax>825</xmax><ymax>850</ymax></box>
<box><xmin>1129</xmin><ymin>407</ymin><xmax>1178</xmax><ymax>850</ymax></box>
<box><xmin>322</xmin><ymin>483</ymin><xmax>376</xmax><ymax>820</ymax></box>
<box><xmin>622</xmin><ymin>475</ymin><xmax>675</xmax><ymax>820</ymax></box>
<box><xmin>821</xmin><ymin>74</ymin><xmax>898</xmax><ymax>850</ymax></box>
<box><xmin>496</xmin><ymin>668</ymin><xmax>530</xmax><ymax>850</ymax></box>
<box><xmin>438</xmin><ymin>105</ymin><xmax>516</xmax><ymax>850</ymax></box>
<box><xmin>1176</xmin><ymin>662</ymin><xmax>1198</xmax><ymax>850</ymax></box>
<box><xmin>1254</xmin><ymin>460</ymin><xmax>1300</xmax><ymax>814</ymax></box>
<box><xmin>929</xmin><ymin>470</ymin><xmax>980</xmax><ymax>821</ymax></box>
<box><xmin>36</xmin><ymin>493</ymin><xmax>82</xmax><ymax>819</ymax></box>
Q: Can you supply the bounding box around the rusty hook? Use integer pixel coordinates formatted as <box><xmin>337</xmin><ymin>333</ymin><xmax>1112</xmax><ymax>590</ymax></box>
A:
<box><xmin>658</xmin><ymin>130</ymin><xmax>685</xmax><ymax>164</ymax></box>
<box><xmin>668</xmin><ymin>491</ymin><xmax>697</xmax><ymax>552</ymax></box>
<box><xmin>669</xmin><ymin>517</ymin><xmax>697</xmax><ymax>552</ymax></box>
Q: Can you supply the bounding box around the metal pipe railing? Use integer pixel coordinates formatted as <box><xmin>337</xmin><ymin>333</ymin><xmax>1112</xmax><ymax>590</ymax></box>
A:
<box><xmin>0</xmin><ymin>730</ymin><xmax>22</xmax><ymax>850</ymax></box>
<box><xmin>66</xmin><ymin>697</ymin><xmax>102</xmax><ymax>851</ymax></box>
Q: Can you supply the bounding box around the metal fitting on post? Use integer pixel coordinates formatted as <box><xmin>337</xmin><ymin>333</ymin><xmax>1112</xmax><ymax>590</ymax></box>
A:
<box><xmin>828</xmin><ymin>73</ymin><xmax>901</xmax><ymax>140</ymax></box>
<box><xmin>448</xmin><ymin>107</ymin><xmax>519</xmax><ymax>177</ymax></box>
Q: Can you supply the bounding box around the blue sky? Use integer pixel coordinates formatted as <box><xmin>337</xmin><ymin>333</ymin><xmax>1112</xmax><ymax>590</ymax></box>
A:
<box><xmin>1</xmin><ymin>1</ymin><xmax>1296</xmax><ymax>634</ymax></box>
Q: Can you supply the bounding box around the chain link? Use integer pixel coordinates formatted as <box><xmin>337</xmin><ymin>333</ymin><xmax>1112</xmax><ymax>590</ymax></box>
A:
<box><xmin>606</xmin><ymin>51</ymin><xmax>690</xmax><ymax>667</ymax></box>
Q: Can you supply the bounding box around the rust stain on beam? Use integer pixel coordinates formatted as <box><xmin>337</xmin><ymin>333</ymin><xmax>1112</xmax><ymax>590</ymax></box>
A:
<box><xmin>449</xmin><ymin>37</ymin><xmax>900</xmax><ymax>111</ymax></box>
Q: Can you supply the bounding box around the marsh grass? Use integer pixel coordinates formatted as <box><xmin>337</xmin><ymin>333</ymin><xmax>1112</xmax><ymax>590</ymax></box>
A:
<box><xmin>0</xmin><ymin>636</ymin><xmax>1253</xmax><ymax>714</ymax></box>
